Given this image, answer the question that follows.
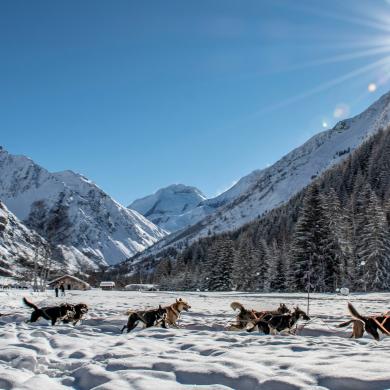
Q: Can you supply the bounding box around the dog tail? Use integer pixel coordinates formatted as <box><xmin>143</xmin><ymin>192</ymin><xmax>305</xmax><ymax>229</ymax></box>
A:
<box><xmin>230</xmin><ymin>301</ymin><xmax>245</xmax><ymax>312</ymax></box>
<box><xmin>336</xmin><ymin>319</ymin><xmax>354</xmax><ymax>328</ymax></box>
<box><xmin>23</xmin><ymin>297</ymin><xmax>39</xmax><ymax>311</ymax></box>
<box><xmin>348</xmin><ymin>302</ymin><xmax>365</xmax><ymax>321</ymax></box>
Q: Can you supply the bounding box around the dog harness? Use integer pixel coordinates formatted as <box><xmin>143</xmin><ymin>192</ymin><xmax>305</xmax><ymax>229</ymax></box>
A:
<box><xmin>372</xmin><ymin>316</ymin><xmax>390</xmax><ymax>336</ymax></box>
<box><xmin>171</xmin><ymin>306</ymin><xmax>180</xmax><ymax>317</ymax></box>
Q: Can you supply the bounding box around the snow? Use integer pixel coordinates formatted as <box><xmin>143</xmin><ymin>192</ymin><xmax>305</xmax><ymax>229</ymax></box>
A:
<box><xmin>1</xmin><ymin>289</ymin><xmax>390</xmax><ymax>389</ymax></box>
<box><xmin>129</xmin><ymin>184</ymin><xmax>207</xmax><ymax>233</ymax></box>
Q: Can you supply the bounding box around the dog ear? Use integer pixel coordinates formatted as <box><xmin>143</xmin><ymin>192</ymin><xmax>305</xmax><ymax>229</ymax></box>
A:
<box><xmin>159</xmin><ymin>305</ymin><xmax>162</xmax><ymax>309</ymax></box>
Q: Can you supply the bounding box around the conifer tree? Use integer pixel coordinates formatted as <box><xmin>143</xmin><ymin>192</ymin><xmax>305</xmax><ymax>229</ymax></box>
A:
<box><xmin>269</xmin><ymin>240</ymin><xmax>287</xmax><ymax>291</ymax></box>
<box><xmin>232</xmin><ymin>239</ymin><xmax>253</xmax><ymax>291</ymax></box>
<box><xmin>205</xmin><ymin>238</ymin><xmax>234</xmax><ymax>291</ymax></box>
<box><xmin>251</xmin><ymin>238</ymin><xmax>270</xmax><ymax>291</ymax></box>
<box><xmin>289</xmin><ymin>184</ymin><xmax>329</xmax><ymax>292</ymax></box>
<box><xmin>358</xmin><ymin>191</ymin><xmax>390</xmax><ymax>290</ymax></box>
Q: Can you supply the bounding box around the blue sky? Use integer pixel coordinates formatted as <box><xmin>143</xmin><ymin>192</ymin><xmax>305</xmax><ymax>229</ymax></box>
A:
<box><xmin>2</xmin><ymin>0</ymin><xmax>390</xmax><ymax>204</ymax></box>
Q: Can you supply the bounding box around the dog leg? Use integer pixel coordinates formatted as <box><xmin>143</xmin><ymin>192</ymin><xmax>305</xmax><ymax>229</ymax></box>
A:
<box><xmin>246</xmin><ymin>322</ymin><xmax>257</xmax><ymax>332</ymax></box>
<box><xmin>160</xmin><ymin>319</ymin><xmax>167</xmax><ymax>329</ymax></box>
<box><xmin>166</xmin><ymin>321</ymin><xmax>180</xmax><ymax>329</ymax></box>
<box><xmin>127</xmin><ymin>320</ymin><xmax>139</xmax><ymax>333</ymax></box>
<box><xmin>270</xmin><ymin>327</ymin><xmax>277</xmax><ymax>335</ymax></box>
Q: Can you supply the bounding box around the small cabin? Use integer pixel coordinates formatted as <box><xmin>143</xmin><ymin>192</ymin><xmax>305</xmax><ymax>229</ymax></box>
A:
<box><xmin>48</xmin><ymin>275</ymin><xmax>91</xmax><ymax>291</ymax></box>
<box><xmin>100</xmin><ymin>281</ymin><xmax>115</xmax><ymax>290</ymax></box>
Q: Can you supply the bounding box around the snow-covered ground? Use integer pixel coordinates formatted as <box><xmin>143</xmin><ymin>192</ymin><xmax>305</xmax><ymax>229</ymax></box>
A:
<box><xmin>1</xmin><ymin>290</ymin><xmax>390</xmax><ymax>390</ymax></box>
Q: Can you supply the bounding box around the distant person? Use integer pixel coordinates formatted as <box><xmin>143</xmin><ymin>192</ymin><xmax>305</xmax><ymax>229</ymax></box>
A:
<box><xmin>60</xmin><ymin>283</ymin><xmax>65</xmax><ymax>296</ymax></box>
<box><xmin>55</xmin><ymin>285</ymin><xmax>59</xmax><ymax>298</ymax></box>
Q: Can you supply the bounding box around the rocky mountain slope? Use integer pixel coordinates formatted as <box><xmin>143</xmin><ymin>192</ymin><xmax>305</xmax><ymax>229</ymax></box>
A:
<box><xmin>0</xmin><ymin>201</ymin><xmax>52</xmax><ymax>277</ymax></box>
<box><xmin>129</xmin><ymin>184</ymin><xmax>206</xmax><ymax>232</ymax></box>
<box><xmin>0</xmin><ymin>148</ymin><xmax>167</xmax><ymax>270</ymax></box>
<box><xmin>128</xmin><ymin>90</ymin><xmax>390</xmax><ymax>263</ymax></box>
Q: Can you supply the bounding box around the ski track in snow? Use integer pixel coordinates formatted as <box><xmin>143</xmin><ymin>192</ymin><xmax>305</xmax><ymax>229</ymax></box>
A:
<box><xmin>1</xmin><ymin>290</ymin><xmax>390</xmax><ymax>390</ymax></box>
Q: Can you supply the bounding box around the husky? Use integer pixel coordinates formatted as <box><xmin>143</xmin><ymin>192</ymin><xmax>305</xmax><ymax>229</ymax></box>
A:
<box><xmin>23</xmin><ymin>297</ymin><xmax>74</xmax><ymax>326</ymax></box>
<box><xmin>337</xmin><ymin>302</ymin><xmax>390</xmax><ymax>341</ymax></box>
<box><xmin>228</xmin><ymin>302</ymin><xmax>290</xmax><ymax>331</ymax></box>
<box><xmin>162</xmin><ymin>298</ymin><xmax>191</xmax><ymax>328</ymax></box>
<box><xmin>252</xmin><ymin>306</ymin><xmax>310</xmax><ymax>335</ymax></box>
<box><xmin>228</xmin><ymin>301</ymin><xmax>259</xmax><ymax>330</ymax></box>
<box><xmin>121</xmin><ymin>305</ymin><xmax>167</xmax><ymax>333</ymax></box>
<box><xmin>62</xmin><ymin>303</ymin><xmax>89</xmax><ymax>325</ymax></box>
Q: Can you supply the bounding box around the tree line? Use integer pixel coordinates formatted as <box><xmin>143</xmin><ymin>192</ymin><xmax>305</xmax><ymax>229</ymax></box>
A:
<box><xmin>107</xmin><ymin>127</ymin><xmax>390</xmax><ymax>292</ymax></box>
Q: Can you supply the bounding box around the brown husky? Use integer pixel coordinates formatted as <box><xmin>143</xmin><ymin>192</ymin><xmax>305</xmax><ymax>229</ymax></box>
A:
<box><xmin>162</xmin><ymin>298</ymin><xmax>191</xmax><ymax>328</ymax></box>
<box><xmin>337</xmin><ymin>302</ymin><xmax>390</xmax><ymax>340</ymax></box>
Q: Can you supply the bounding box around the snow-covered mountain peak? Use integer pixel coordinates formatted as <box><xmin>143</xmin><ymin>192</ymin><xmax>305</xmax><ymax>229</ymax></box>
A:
<box><xmin>129</xmin><ymin>184</ymin><xmax>207</xmax><ymax>232</ymax></box>
<box><xmin>0</xmin><ymin>148</ymin><xmax>167</xmax><ymax>269</ymax></box>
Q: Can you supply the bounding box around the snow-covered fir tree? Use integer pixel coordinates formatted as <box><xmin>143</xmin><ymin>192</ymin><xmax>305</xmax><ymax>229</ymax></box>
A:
<box><xmin>289</xmin><ymin>184</ymin><xmax>329</xmax><ymax>292</ymax></box>
<box><xmin>205</xmin><ymin>237</ymin><xmax>234</xmax><ymax>291</ymax></box>
<box><xmin>232</xmin><ymin>239</ymin><xmax>253</xmax><ymax>291</ymax></box>
<box><xmin>357</xmin><ymin>191</ymin><xmax>390</xmax><ymax>290</ymax></box>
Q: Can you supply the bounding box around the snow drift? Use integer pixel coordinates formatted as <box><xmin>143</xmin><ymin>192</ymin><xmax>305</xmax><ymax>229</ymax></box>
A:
<box><xmin>1</xmin><ymin>289</ymin><xmax>390</xmax><ymax>389</ymax></box>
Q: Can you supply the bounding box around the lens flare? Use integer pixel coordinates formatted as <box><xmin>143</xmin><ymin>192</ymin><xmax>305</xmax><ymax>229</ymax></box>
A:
<box><xmin>333</xmin><ymin>104</ymin><xmax>350</xmax><ymax>118</ymax></box>
<box><xmin>368</xmin><ymin>83</ymin><xmax>377</xmax><ymax>92</ymax></box>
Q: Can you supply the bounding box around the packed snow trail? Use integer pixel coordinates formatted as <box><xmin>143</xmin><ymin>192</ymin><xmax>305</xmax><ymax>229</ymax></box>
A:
<box><xmin>1</xmin><ymin>290</ymin><xmax>390</xmax><ymax>389</ymax></box>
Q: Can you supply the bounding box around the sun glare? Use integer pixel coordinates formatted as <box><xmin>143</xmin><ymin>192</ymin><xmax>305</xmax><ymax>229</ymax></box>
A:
<box><xmin>368</xmin><ymin>82</ymin><xmax>377</xmax><ymax>92</ymax></box>
<box><xmin>251</xmin><ymin>2</ymin><xmax>390</xmax><ymax>122</ymax></box>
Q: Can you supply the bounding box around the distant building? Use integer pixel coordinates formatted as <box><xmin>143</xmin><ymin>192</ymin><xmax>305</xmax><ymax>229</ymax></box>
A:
<box><xmin>48</xmin><ymin>275</ymin><xmax>91</xmax><ymax>291</ymax></box>
<box><xmin>125</xmin><ymin>283</ymin><xmax>159</xmax><ymax>291</ymax></box>
<box><xmin>100</xmin><ymin>281</ymin><xmax>115</xmax><ymax>290</ymax></box>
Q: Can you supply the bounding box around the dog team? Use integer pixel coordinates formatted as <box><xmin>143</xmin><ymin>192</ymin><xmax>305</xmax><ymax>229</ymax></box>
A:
<box><xmin>20</xmin><ymin>296</ymin><xmax>390</xmax><ymax>340</ymax></box>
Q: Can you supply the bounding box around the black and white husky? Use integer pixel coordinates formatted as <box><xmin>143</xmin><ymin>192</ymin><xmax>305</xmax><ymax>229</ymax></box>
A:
<box><xmin>121</xmin><ymin>305</ymin><xmax>167</xmax><ymax>333</ymax></box>
<box><xmin>23</xmin><ymin>297</ymin><xmax>74</xmax><ymax>326</ymax></box>
<box><xmin>251</xmin><ymin>306</ymin><xmax>310</xmax><ymax>334</ymax></box>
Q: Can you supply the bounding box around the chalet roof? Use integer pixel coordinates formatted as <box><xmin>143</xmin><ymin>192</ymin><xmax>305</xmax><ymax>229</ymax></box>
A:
<box><xmin>100</xmin><ymin>281</ymin><xmax>115</xmax><ymax>286</ymax></box>
<box><xmin>48</xmin><ymin>274</ymin><xmax>90</xmax><ymax>287</ymax></box>
<box><xmin>125</xmin><ymin>284</ymin><xmax>157</xmax><ymax>288</ymax></box>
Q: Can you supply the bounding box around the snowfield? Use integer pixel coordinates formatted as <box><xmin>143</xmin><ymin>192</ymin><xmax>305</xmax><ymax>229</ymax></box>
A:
<box><xmin>1</xmin><ymin>290</ymin><xmax>390</xmax><ymax>390</ymax></box>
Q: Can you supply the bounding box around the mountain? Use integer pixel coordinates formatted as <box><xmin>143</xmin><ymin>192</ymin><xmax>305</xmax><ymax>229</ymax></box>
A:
<box><xmin>129</xmin><ymin>184</ymin><xmax>207</xmax><ymax>232</ymax></box>
<box><xmin>126</xmin><ymin>90</ymin><xmax>390</xmax><ymax>263</ymax></box>
<box><xmin>112</xmin><ymin>123</ymin><xmax>390</xmax><ymax>292</ymax></box>
<box><xmin>177</xmin><ymin>127</ymin><xmax>390</xmax><ymax>291</ymax></box>
<box><xmin>0</xmin><ymin>201</ymin><xmax>51</xmax><ymax>277</ymax></box>
<box><xmin>0</xmin><ymin>148</ymin><xmax>167</xmax><ymax>270</ymax></box>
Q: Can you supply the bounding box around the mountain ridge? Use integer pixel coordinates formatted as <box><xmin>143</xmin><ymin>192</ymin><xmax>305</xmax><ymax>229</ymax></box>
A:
<box><xmin>0</xmin><ymin>148</ymin><xmax>166</xmax><ymax>270</ymax></box>
<box><xmin>123</xmin><ymin>90</ymin><xmax>390</xmax><ymax>266</ymax></box>
<box><xmin>129</xmin><ymin>184</ymin><xmax>207</xmax><ymax>232</ymax></box>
